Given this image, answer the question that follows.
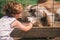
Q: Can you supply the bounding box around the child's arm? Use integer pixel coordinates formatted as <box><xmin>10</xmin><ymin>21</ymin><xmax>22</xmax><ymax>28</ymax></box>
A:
<box><xmin>11</xmin><ymin>20</ymin><xmax>33</xmax><ymax>31</ymax></box>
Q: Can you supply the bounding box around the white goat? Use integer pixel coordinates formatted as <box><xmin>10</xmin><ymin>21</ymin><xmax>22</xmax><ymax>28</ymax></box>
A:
<box><xmin>24</xmin><ymin>5</ymin><xmax>55</xmax><ymax>27</ymax></box>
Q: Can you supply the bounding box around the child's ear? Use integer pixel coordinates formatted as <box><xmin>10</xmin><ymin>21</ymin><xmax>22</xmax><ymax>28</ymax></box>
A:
<box><xmin>3</xmin><ymin>6</ymin><xmax>6</xmax><ymax>11</ymax></box>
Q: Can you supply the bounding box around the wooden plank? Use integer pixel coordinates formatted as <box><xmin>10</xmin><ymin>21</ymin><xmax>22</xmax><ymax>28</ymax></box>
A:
<box><xmin>11</xmin><ymin>27</ymin><xmax>60</xmax><ymax>38</ymax></box>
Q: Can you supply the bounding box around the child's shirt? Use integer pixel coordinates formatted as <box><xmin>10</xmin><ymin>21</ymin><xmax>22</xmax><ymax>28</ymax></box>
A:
<box><xmin>0</xmin><ymin>16</ymin><xmax>16</xmax><ymax>36</ymax></box>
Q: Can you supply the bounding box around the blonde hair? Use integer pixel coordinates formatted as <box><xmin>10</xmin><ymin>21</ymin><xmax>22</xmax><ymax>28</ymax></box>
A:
<box><xmin>4</xmin><ymin>2</ymin><xmax>23</xmax><ymax>17</ymax></box>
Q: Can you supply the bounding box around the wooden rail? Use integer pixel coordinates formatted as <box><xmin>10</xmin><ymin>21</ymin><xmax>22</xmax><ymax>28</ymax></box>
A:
<box><xmin>11</xmin><ymin>27</ymin><xmax>60</xmax><ymax>38</ymax></box>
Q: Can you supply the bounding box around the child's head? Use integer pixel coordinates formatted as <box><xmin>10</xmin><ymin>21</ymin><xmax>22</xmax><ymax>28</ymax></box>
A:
<box><xmin>4</xmin><ymin>2</ymin><xmax>23</xmax><ymax>19</ymax></box>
